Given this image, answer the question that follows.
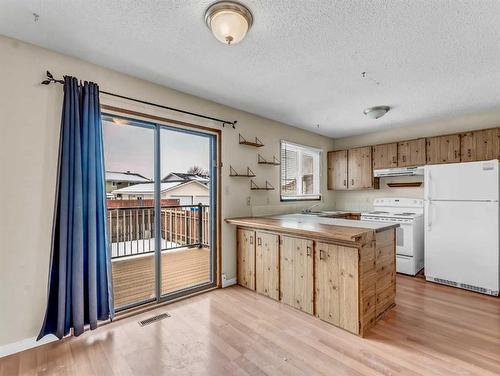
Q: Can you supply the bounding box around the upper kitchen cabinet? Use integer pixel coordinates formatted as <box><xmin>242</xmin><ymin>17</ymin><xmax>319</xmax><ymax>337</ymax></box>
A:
<box><xmin>398</xmin><ymin>138</ymin><xmax>426</xmax><ymax>167</ymax></box>
<box><xmin>327</xmin><ymin>150</ymin><xmax>348</xmax><ymax>190</ymax></box>
<box><xmin>426</xmin><ymin>134</ymin><xmax>460</xmax><ymax>165</ymax></box>
<box><xmin>348</xmin><ymin>146</ymin><xmax>375</xmax><ymax>190</ymax></box>
<box><xmin>328</xmin><ymin>147</ymin><xmax>378</xmax><ymax>190</ymax></box>
<box><xmin>460</xmin><ymin>128</ymin><xmax>500</xmax><ymax>162</ymax></box>
<box><xmin>372</xmin><ymin>143</ymin><xmax>398</xmax><ymax>170</ymax></box>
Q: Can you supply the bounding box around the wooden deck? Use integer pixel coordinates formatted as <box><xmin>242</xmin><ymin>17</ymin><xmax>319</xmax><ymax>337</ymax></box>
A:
<box><xmin>111</xmin><ymin>247</ymin><xmax>210</xmax><ymax>308</ymax></box>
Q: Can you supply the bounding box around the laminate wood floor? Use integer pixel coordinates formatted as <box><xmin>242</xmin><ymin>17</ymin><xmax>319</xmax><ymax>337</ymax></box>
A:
<box><xmin>1</xmin><ymin>275</ymin><xmax>499</xmax><ymax>376</ymax></box>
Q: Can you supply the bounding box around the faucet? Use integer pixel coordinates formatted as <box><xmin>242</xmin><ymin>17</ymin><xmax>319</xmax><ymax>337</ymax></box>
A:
<box><xmin>302</xmin><ymin>203</ymin><xmax>321</xmax><ymax>214</ymax></box>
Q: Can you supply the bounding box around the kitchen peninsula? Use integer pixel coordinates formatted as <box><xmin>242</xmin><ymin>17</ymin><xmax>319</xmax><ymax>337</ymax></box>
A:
<box><xmin>225</xmin><ymin>214</ymin><xmax>398</xmax><ymax>337</ymax></box>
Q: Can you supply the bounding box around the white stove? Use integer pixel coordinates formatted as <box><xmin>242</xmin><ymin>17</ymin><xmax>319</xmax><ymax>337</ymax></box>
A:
<box><xmin>361</xmin><ymin>198</ymin><xmax>424</xmax><ymax>275</ymax></box>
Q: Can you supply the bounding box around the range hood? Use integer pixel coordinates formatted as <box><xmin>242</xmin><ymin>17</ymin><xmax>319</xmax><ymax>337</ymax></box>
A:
<box><xmin>374</xmin><ymin>166</ymin><xmax>424</xmax><ymax>177</ymax></box>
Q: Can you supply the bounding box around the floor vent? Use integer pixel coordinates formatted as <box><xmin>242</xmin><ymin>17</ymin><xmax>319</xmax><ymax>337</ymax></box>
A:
<box><xmin>433</xmin><ymin>278</ymin><xmax>458</xmax><ymax>287</ymax></box>
<box><xmin>459</xmin><ymin>283</ymin><xmax>488</xmax><ymax>294</ymax></box>
<box><xmin>138</xmin><ymin>312</ymin><xmax>170</xmax><ymax>327</ymax></box>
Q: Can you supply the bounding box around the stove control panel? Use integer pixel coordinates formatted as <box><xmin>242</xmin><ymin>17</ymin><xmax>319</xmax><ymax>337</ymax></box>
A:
<box><xmin>361</xmin><ymin>215</ymin><xmax>414</xmax><ymax>223</ymax></box>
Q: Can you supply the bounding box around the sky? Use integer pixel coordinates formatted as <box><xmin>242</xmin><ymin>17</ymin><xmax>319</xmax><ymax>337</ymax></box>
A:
<box><xmin>102</xmin><ymin>119</ymin><xmax>210</xmax><ymax>180</ymax></box>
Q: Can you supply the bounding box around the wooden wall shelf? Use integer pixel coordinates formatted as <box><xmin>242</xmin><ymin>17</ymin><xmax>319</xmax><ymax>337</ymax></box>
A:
<box><xmin>386</xmin><ymin>182</ymin><xmax>422</xmax><ymax>188</ymax></box>
<box><xmin>239</xmin><ymin>134</ymin><xmax>264</xmax><ymax>147</ymax></box>
<box><xmin>258</xmin><ymin>154</ymin><xmax>280</xmax><ymax>166</ymax></box>
<box><xmin>229</xmin><ymin>166</ymin><xmax>256</xmax><ymax>177</ymax></box>
<box><xmin>250</xmin><ymin>180</ymin><xmax>275</xmax><ymax>190</ymax></box>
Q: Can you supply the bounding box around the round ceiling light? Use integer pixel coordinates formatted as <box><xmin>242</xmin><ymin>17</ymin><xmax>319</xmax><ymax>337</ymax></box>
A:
<box><xmin>205</xmin><ymin>1</ymin><xmax>253</xmax><ymax>45</ymax></box>
<box><xmin>363</xmin><ymin>106</ymin><xmax>390</xmax><ymax>119</ymax></box>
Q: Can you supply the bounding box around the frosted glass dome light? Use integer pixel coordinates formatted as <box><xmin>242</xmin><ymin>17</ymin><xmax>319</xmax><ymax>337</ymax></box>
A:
<box><xmin>363</xmin><ymin>106</ymin><xmax>391</xmax><ymax>119</ymax></box>
<box><xmin>205</xmin><ymin>1</ymin><xmax>253</xmax><ymax>45</ymax></box>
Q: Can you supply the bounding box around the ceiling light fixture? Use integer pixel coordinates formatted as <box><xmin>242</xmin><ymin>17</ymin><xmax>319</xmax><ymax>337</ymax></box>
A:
<box><xmin>363</xmin><ymin>106</ymin><xmax>390</xmax><ymax>119</ymax></box>
<box><xmin>205</xmin><ymin>1</ymin><xmax>253</xmax><ymax>45</ymax></box>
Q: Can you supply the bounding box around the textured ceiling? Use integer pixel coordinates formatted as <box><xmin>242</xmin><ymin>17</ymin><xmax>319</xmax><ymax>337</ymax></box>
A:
<box><xmin>1</xmin><ymin>0</ymin><xmax>499</xmax><ymax>137</ymax></box>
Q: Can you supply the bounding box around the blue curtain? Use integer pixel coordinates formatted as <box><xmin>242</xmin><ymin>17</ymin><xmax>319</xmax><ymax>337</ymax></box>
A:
<box><xmin>38</xmin><ymin>76</ymin><xmax>114</xmax><ymax>340</ymax></box>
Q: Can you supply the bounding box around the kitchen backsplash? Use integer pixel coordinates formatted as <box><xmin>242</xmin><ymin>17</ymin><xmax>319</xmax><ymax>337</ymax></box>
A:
<box><xmin>333</xmin><ymin>175</ymin><xmax>424</xmax><ymax>212</ymax></box>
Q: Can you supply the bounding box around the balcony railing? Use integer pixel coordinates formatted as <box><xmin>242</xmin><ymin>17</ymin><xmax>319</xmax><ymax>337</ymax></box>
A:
<box><xmin>107</xmin><ymin>204</ymin><xmax>210</xmax><ymax>259</ymax></box>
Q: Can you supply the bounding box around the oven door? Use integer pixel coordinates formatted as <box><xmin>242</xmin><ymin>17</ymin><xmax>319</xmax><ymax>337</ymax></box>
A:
<box><xmin>394</xmin><ymin>221</ymin><xmax>414</xmax><ymax>257</ymax></box>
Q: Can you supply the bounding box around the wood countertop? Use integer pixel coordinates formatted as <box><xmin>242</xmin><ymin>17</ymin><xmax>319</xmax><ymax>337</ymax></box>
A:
<box><xmin>225</xmin><ymin>216</ymin><xmax>398</xmax><ymax>246</ymax></box>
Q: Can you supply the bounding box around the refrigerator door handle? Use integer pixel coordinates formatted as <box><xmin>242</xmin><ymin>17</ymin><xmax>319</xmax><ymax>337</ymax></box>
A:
<box><xmin>426</xmin><ymin>201</ymin><xmax>432</xmax><ymax>231</ymax></box>
<box><xmin>425</xmin><ymin>168</ymin><xmax>431</xmax><ymax>200</ymax></box>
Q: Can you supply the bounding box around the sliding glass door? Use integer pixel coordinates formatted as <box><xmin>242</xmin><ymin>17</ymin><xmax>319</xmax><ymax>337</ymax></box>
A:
<box><xmin>159</xmin><ymin>126</ymin><xmax>216</xmax><ymax>298</ymax></box>
<box><xmin>102</xmin><ymin>114</ymin><xmax>217</xmax><ymax>311</ymax></box>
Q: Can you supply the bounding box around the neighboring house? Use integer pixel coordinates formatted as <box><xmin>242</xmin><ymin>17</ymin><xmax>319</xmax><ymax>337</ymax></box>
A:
<box><xmin>105</xmin><ymin>171</ymin><xmax>152</xmax><ymax>193</ymax></box>
<box><xmin>112</xmin><ymin>180</ymin><xmax>209</xmax><ymax>205</ymax></box>
<box><xmin>161</xmin><ymin>172</ymin><xmax>209</xmax><ymax>184</ymax></box>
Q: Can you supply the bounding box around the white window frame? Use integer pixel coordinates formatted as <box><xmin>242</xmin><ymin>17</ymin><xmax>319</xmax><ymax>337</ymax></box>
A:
<box><xmin>280</xmin><ymin>140</ymin><xmax>322</xmax><ymax>201</ymax></box>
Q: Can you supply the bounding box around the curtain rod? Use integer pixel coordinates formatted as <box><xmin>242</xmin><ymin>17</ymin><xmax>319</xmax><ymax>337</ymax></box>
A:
<box><xmin>41</xmin><ymin>71</ymin><xmax>237</xmax><ymax>128</ymax></box>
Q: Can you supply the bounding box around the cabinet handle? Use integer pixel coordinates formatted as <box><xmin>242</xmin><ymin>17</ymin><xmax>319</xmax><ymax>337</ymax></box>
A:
<box><xmin>257</xmin><ymin>237</ymin><xmax>262</xmax><ymax>246</ymax></box>
<box><xmin>454</xmin><ymin>150</ymin><xmax>458</xmax><ymax>159</ymax></box>
<box><xmin>343</xmin><ymin>179</ymin><xmax>346</xmax><ymax>186</ymax></box>
<box><xmin>351</xmin><ymin>179</ymin><xmax>354</xmax><ymax>186</ymax></box>
<box><xmin>467</xmin><ymin>149</ymin><xmax>472</xmax><ymax>157</ymax></box>
<box><xmin>250</xmin><ymin>236</ymin><xmax>253</xmax><ymax>245</ymax></box>
<box><xmin>319</xmin><ymin>249</ymin><xmax>325</xmax><ymax>260</ymax></box>
<box><xmin>402</xmin><ymin>155</ymin><xmax>406</xmax><ymax>162</ymax></box>
<box><xmin>392</xmin><ymin>156</ymin><xmax>397</xmax><ymax>163</ymax></box>
<box><xmin>306</xmin><ymin>246</ymin><xmax>311</xmax><ymax>256</ymax></box>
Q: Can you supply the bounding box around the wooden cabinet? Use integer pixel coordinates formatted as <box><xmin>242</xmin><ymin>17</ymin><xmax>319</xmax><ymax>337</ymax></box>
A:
<box><xmin>398</xmin><ymin>138</ymin><xmax>426</xmax><ymax>167</ymax></box>
<box><xmin>315</xmin><ymin>243</ymin><xmax>359</xmax><ymax>334</ymax></box>
<box><xmin>280</xmin><ymin>236</ymin><xmax>314</xmax><ymax>314</ymax></box>
<box><xmin>255</xmin><ymin>232</ymin><xmax>279</xmax><ymax>300</ymax></box>
<box><xmin>372</xmin><ymin>143</ymin><xmax>398</xmax><ymax>170</ymax></box>
<box><xmin>347</xmin><ymin>146</ymin><xmax>374</xmax><ymax>190</ymax></box>
<box><xmin>237</xmin><ymin>229</ymin><xmax>255</xmax><ymax>290</ymax></box>
<box><xmin>460</xmin><ymin>128</ymin><xmax>500</xmax><ymax>162</ymax></box>
<box><xmin>327</xmin><ymin>147</ymin><xmax>378</xmax><ymax>190</ymax></box>
<box><xmin>228</xmin><ymin>222</ymin><xmax>398</xmax><ymax>337</ymax></box>
<box><xmin>328</xmin><ymin>127</ymin><xmax>499</xmax><ymax>182</ymax></box>
<box><xmin>426</xmin><ymin>134</ymin><xmax>460</xmax><ymax>164</ymax></box>
<box><xmin>327</xmin><ymin>150</ymin><xmax>348</xmax><ymax>190</ymax></box>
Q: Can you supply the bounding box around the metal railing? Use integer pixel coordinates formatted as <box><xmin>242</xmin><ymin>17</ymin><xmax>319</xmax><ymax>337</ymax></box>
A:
<box><xmin>107</xmin><ymin>204</ymin><xmax>210</xmax><ymax>259</ymax></box>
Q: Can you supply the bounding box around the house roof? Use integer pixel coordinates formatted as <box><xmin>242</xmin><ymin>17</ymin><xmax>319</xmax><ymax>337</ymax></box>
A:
<box><xmin>161</xmin><ymin>172</ymin><xmax>209</xmax><ymax>183</ymax></box>
<box><xmin>106</xmin><ymin>171</ymin><xmax>151</xmax><ymax>183</ymax></box>
<box><xmin>112</xmin><ymin>180</ymin><xmax>208</xmax><ymax>195</ymax></box>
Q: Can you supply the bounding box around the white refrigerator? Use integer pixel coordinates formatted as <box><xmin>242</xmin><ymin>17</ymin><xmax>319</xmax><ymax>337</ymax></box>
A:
<box><xmin>424</xmin><ymin>160</ymin><xmax>499</xmax><ymax>296</ymax></box>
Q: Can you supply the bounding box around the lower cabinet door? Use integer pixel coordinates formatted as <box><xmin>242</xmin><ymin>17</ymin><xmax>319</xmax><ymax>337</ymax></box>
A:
<box><xmin>280</xmin><ymin>236</ymin><xmax>314</xmax><ymax>314</ymax></box>
<box><xmin>237</xmin><ymin>229</ymin><xmax>255</xmax><ymax>290</ymax></box>
<box><xmin>255</xmin><ymin>232</ymin><xmax>279</xmax><ymax>300</ymax></box>
<box><xmin>315</xmin><ymin>242</ymin><xmax>359</xmax><ymax>334</ymax></box>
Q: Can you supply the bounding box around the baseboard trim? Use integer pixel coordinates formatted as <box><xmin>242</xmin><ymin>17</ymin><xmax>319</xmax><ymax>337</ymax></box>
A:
<box><xmin>0</xmin><ymin>334</ymin><xmax>58</xmax><ymax>358</ymax></box>
<box><xmin>222</xmin><ymin>277</ymin><xmax>237</xmax><ymax>288</ymax></box>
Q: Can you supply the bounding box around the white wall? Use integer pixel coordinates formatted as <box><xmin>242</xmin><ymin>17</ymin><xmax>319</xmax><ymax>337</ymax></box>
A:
<box><xmin>331</xmin><ymin>110</ymin><xmax>500</xmax><ymax>211</ymax></box>
<box><xmin>0</xmin><ymin>35</ymin><xmax>335</xmax><ymax>347</ymax></box>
